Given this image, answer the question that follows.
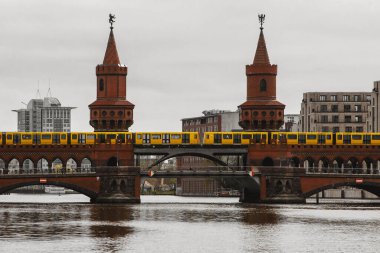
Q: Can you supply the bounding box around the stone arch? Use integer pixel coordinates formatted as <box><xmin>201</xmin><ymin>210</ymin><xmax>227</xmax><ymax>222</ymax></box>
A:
<box><xmin>285</xmin><ymin>180</ymin><xmax>292</xmax><ymax>193</ymax></box>
<box><xmin>275</xmin><ymin>180</ymin><xmax>283</xmax><ymax>194</ymax></box>
<box><xmin>22</xmin><ymin>159</ymin><xmax>34</xmax><ymax>174</ymax></box>
<box><xmin>0</xmin><ymin>158</ymin><xmax>5</xmax><ymax>174</ymax></box>
<box><xmin>303</xmin><ymin>157</ymin><xmax>315</xmax><ymax>171</ymax></box>
<box><xmin>262</xmin><ymin>157</ymin><xmax>274</xmax><ymax>167</ymax></box>
<box><xmin>107</xmin><ymin>157</ymin><xmax>118</xmax><ymax>167</ymax></box>
<box><xmin>303</xmin><ymin>182</ymin><xmax>380</xmax><ymax>198</ymax></box>
<box><xmin>37</xmin><ymin>158</ymin><xmax>49</xmax><ymax>173</ymax></box>
<box><xmin>289</xmin><ymin>157</ymin><xmax>300</xmax><ymax>167</ymax></box>
<box><xmin>347</xmin><ymin>157</ymin><xmax>360</xmax><ymax>174</ymax></box>
<box><xmin>8</xmin><ymin>158</ymin><xmax>20</xmax><ymax>174</ymax></box>
<box><xmin>120</xmin><ymin>180</ymin><xmax>127</xmax><ymax>193</ymax></box>
<box><xmin>111</xmin><ymin>180</ymin><xmax>118</xmax><ymax>192</ymax></box>
<box><xmin>363</xmin><ymin>157</ymin><xmax>373</xmax><ymax>174</ymax></box>
<box><xmin>66</xmin><ymin>158</ymin><xmax>78</xmax><ymax>173</ymax></box>
<box><xmin>52</xmin><ymin>158</ymin><xmax>63</xmax><ymax>173</ymax></box>
<box><xmin>81</xmin><ymin>158</ymin><xmax>92</xmax><ymax>172</ymax></box>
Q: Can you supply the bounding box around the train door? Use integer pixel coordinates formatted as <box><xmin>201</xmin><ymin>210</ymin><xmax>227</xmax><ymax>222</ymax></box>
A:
<box><xmin>13</xmin><ymin>134</ymin><xmax>21</xmax><ymax>144</ymax></box>
<box><xmin>343</xmin><ymin>134</ymin><xmax>351</xmax><ymax>144</ymax></box>
<box><xmin>317</xmin><ymin>134</ymin><xmax>326</xmax><ymax>144</ymax></box>
<box><xmin>33</xmin><ymin>134</ymin><xmax>41</xmax><ymax>145</ymax></box>
<box><xmin>363</xmin><ymin>134</ymin><xmax>371</xmax><ymax>145</ymax></box>
<box><xmin>78</xmin><ymin>134</ymin><xmax>86</xmax><ymax>144</ymax></box>
<box><xmin>1</xmin><ymin>133</ymin><xmax>5</xmax><ymax>145</ymax></box>
<box><xmin>98</xmin><ymin>134</ymin><xmax>106</xmax><ymax>144</ymax></box>
<box><xmin>298</xmin><ymin>134</ymin><xmax>306</xmax><ymax>144</ymax></box>
<box><xmin>162</xmin><ymin>133</ymin><xmax>170</xmax><ymax>144</ymax></box>
<box><xmin>52</xmin><ymin>134</ymin><xmax>60</xmax><ymax>144</ymax></box>
<box><xmin>233</xmin><ymin>133</ymin><xmax>241</xmax><ymax>144</ymax></box>
<box><xmin>142</xmin><ymin>133</ymin><xmax>150</xmax><ymax>144</ymax></box>
<box><xmin>214</xmin><ymin>133</ymin><xmax>222</xmax><ymax>144</ymax></box>
<box><xmin>182</xmin><ymin>134</ymin><xmax>190</xmax><ymax>144</ymax></box>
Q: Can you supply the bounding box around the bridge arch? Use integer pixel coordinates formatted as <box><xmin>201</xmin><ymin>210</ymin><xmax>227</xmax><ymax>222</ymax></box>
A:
<box><xmin>22</xmin><ymin>159</ymin><xmax>34</xmax><ymax>173</ymax></box>
<box><xmin>81</xmin><ymin>158</ymin><xmax>92</xmax><ymax>172</ymax></box>
<box><xmin>0</xmin><ymin>181</ymin><xmax>97</xmax><ymax>200</ymax></box>
<box><xmin>8</xmin><ymin>158</ymin><xmax>20</xmax><ymax>174</ymax></box>
<box><xmin>0</xmin><ymin>159</ymin><xmax>5</xmax><ymax>174</ymax></box>
<box><xmin>289</xmin><ymin>157</ymin><xmax>300</xmax><ymax>167</ymax></box>
<box><xmin>303</xmin><ymin>182</ymin><xmax>380</xmax><ymax>199</ymax></box>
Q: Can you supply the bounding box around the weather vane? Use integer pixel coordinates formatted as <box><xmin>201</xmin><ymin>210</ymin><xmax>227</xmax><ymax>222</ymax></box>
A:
<box><xmin>109</xmin><ymin>13</ymin><xmax>116</xmax><ymax>29</ymax></box>
<box><xmin>258</xmin><ymin>14</ymin><xmax>265</xmax><ymax>30</ymax></box>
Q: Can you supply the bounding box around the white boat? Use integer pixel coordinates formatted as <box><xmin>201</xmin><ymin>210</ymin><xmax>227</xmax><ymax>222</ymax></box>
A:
<box><xmin>44</xmin><ymin>186</ymin><xmax>65</xmax><ymax>194</ymax></box>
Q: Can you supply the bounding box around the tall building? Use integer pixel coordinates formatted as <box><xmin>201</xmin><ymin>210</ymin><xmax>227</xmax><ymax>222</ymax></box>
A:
<box><xmin>238</xmin><ymin>15</ymin><xmax>285</xmax><ymax>130</ymax></box>
<box><xmin>89</xmin><ymin>19</ymin><xmax>134</xmax><ymax>132</ymax></box>
<box><xmin>181</xmin><ymin>109</ymin><xmax>241</xmax><ymax>141</ymax></box>
<box><xmin>300</xmin><ymin>92</ymin><xmax>371</xmax><ymax>132</ymax></box>
<box><xmin>282</xmin><ymin>114</ymin><xmax>300</xmax><ymax>132</ymax></box>
<box><xmin>368</xmin><ymin>81</ymin><xmax>380</xmax><ymax>132</ymax></box>
<box><xmin>13</xmin><ymin>97</ymin><xmax>75</xmax><ymax>132</ymax></box>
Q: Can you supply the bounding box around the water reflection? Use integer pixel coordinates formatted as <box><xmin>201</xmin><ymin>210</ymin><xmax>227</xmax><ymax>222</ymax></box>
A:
<box><xmin>241</xmin><ymin>205</ymin><xmax>280</xmax><ymax>225</ymax></box>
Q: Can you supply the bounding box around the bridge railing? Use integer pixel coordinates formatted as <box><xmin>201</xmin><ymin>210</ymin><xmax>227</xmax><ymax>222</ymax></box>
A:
<box><xmin>305</xmin><ymin>167</ymin><xmax>380</xmax><ymax>175</ymax></box>
<box><xmin>0</xmin><ymin>167</ymin><xmax>96</xmax><ymax>176</ymax></box>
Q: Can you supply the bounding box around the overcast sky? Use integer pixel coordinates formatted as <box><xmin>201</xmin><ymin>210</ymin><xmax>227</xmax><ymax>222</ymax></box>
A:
<box><xmin>1</xmin><ymin>0</ymin><xmax>380</xmax><ymax>132</ymax></box>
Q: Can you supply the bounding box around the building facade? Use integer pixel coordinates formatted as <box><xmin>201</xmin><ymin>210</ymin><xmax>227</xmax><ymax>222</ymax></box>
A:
<box><xmin>300</xmin><ymin>92</ymin><xmax>371</xmax><ymax>133</ymax></box>
<box><xmin>13</xmin><ymin>97</ymin><xmax>75</xmax><ymax>132</ymax></box>
<box><xmin>367</xmin><ymin>81</ymin><xmax>380</xmax><ymax>132</ymax></box>
<box><xmin>181</xmin><ymin>109</ymin><xmax>241</xmax><ymax>141</ymax></box>
<box><xmin>282</xmin><ymin>114</ymin><xmax>300</xmax><ymax>132</ymax></box>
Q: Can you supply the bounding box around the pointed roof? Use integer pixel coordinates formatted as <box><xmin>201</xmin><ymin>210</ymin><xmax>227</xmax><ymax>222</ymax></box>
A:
<box><xmin>253</xmin><ymin>30</ymin><xmax>270</xmax><ymax>65</ymax></box>
<box><xmin>103</xmin><ymin>30</ymin><xmax>121</xmax><ymax>65</ymax></box>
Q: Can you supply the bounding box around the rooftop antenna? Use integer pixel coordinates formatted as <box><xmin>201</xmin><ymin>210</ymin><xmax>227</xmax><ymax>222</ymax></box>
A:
<box><xmin>36</xmin><ymin>80</ymin><xmax>41</xmax><ymax>99</ymax></box>
<box><xmin>47</xmin><ymin>79</ymin><xmax>52</xmax><ymax>97</ymax></box>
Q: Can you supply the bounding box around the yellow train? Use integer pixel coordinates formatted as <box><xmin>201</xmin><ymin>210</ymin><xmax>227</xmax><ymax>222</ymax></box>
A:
<box><xmin>2</xmin><ymin>131</ymin><xmax>380</xmax><ymax>146</ymax></box>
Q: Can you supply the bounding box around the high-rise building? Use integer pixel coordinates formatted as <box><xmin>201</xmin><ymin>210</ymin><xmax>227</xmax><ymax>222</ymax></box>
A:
<box><xmin>367</xmin><ymin>81</ymin><xmax>380</xmax><ymax>132</ymax></box>
<box><xmin>13</xmin><ymin>97</ymin><xmax>75</xmax><ymax>132</ymax></box>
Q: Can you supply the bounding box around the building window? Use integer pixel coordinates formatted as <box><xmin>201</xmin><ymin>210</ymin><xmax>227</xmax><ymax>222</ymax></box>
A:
<box><xmin>356</xmin><ymin>127</ymin><xmax>363</xmax><ymax>132</ymax></box>
<box><xmin>321</xmin><ymin>126</ymin><xmax>329</xmax><ymax>132</ymax></box>
<box><xmin>319</xmin><ymin>95</ymin><xmax>326</xmax><ymax>101</ymax></box>
<box><xmin>355</xmin><ymin>116</ymin><xmax>362</xmax><ymax>123</ymax></box>
<box><xmin>354</xmin><ymin>105</ymin><xmax>361</xmax><ymax>112</ymax></box>
<box><xmin>345</xmin><ymin>126</ymin><xmax>353</xmax><ymax>132</ymax></box>
<box><xmin>354</xmin><ymin>95</ymin><xmax>360</xmax><ymax>102</ymax></box>
<box><xmin>333</xmin><ymin>127</ymin><xmax>340</xmax><ymax>133</ymax></box>
<box><xmin>343</xmin><ymin>95</ymin><xmax>350</xmax><ymax>101</ymax></box>
<box><xmin>99</xmin><ymin>79</ymin><xmax>104</xmax><ymax>91</ymax></box>
<box><xmin>331</xmin><ymin>95</ymin><xmax>337</xmax><ymax>101</ymax></box>
<box><xmin>321</xmin><ymin>115</ymin><xmax>328</xmax><ymax>123</ymax></box>
<box><xmin>344</xmin><ymin>105</ymin><xmax>351</xmax><ymax>112</ymax></box>
<box><xmin>366</xmin><ymin>95</ymin><xmax>371</xmax><ymax>101</ymax></box>
<box><xmin>344</xmin><ymin>116</ymin><xmax>351</xmax><ymax>123</ymax></box>
<box><xmin>331</xmin><ymin>105</ymin><xmax>338</xmax><ymax>112</ymax></box>
<box><xmin>332</xmin><ymin>115</ymin><xmax>339</xmax><ymax>123</ymax></box>
<box><xmin>260</xmin><ymin>79</ymin><xmax>267</xmax><ymax>92</ymax></box>
<box><xmin>320</xmin><ymin>105</ymin><xmax>327</xmax><ymax>112</ymax></box>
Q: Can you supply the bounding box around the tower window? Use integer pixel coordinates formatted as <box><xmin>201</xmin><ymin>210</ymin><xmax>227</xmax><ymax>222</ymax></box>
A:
<box><xmin>99</xmin><ymin>79</ymin><xmax>104</xmax><ymax>91</ymax></box>
<box><xmin>260</xmin><ymin>79</ymin><xmax>267</xmax><ymax>92</ymax></box>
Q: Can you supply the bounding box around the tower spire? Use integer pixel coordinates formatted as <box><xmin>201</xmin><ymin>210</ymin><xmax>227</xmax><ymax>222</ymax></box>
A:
<box><xmin>103</xmin><ymin>14</ymin><xmax>120</xmax><ymax>65</ymax></box>
<box><xmin>253</xmin><ymin>14</ymin><xmax>270</xmax><ymax>65</ymax></box>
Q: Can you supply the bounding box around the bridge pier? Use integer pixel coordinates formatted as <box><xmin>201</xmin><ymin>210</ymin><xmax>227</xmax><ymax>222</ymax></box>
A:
<box><xmin>93</xmin><ymin>167</ymin><xmax>141</xmax><ymax>204</ymax></box>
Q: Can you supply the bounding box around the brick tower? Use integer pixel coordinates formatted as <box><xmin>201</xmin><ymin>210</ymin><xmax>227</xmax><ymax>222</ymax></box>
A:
<box><xmin>238</xmin><ymin>15</ymin><xmax>285</xmax><ymax>130</ymax></box>
<box><xmin>89</xmin><ymin>16</ymin><xmax>134</xmax><ymax>131</ymax></box>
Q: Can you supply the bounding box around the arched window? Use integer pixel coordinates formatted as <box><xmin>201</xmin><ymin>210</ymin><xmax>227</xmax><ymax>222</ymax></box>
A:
<box><xmin>99</xmin><ymin>79</ymin><xmax>104</xmax><ymax>91</ymax></box>
<box><xmin>260</xmin><ymin>79</ymin><xmax>267</xmax><ymax>92</ymax></box>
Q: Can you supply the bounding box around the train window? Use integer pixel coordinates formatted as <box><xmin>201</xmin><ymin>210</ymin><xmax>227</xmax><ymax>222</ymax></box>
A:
<box><xmin>87</xmin><ymin>134</ymin><xmax>95</xmax><ymax>140</ymax></box>
<box><xmin>352</xmin><ymin>135</ymin><xmax>362</xmax><ymax>140</ymax></box>
<box><xmin>22</xmin><ymin>134</ymin><xmax>32</xmax><ymax>139</ymax></box>
<box><xmin>137</xmin><ymin>134</ymin><xmax>142</xmax><ymax>139</ymax></box>
<box><xmin>337</xmin><ymin>135</ymin><xmax>342</xmax><ymax>140</ymax></box>
<box><xmin>372</xmin><ymin>135</ymin><xmax>380</xmax><ymax>140</ymax></box>
<box><xmin>52</xmin><ymin>134</ymin><xmax>60</xmax><ymax>144</ymax></box>
<box><xmin>307</xmin><ymin>135</ymin><xmax>316</xmax><ymax>139</ymax></box>
<box><xmin>7</xmin><ymin>134</ymin><xmax>12</xmax><ymax>140</ymax></box>
<box><xmin>172</xmin><ymin>134</ymin><xmax>181</xmax><ymax>139</ymax></box>
<box><xmin>194</xmin><ymin>134</ymin><xmax>198</xmax><ymax>139</ymax></box>
<box><xmin>242</xmin><ymin>134</ymin><xmax>251</xmax><ymax>139</ymax></box>
<box><xmin>107</xmin><ymin>134</ymin><xmax>116</xmax><ymax>139</ymax></box>
<box><xmin>298</xmin><ymin>134</ymin><xmax>306</xmax><ymax>144</ymax></box>
<box><xmin>152</xmin><ymin>134</ymin><xmax>161</xmax><ymax>139</ymax></box>
<box><xmin>42</xmin><ymin>134</ymin><xmax>51</xmax><ymax>139</ymax></box>
<box><xmin>72</xmin><ymin>134</ymin><xmax>77</xmax><ymax>139</ymax></box>
<box><xmin>61</xmin><ymin>134</ymin><xmax>66</xmax><ymax>139</ymax></box>
<box><xmin>205</xmin><ymin>134</ymin><xmax>209</xmax><ymax>139</ymax></box>
<box><xmin>327</xmin><ymin>135</ymin><xmax>331</xmax><ymax>140</ymax></box>
<box><xmin>253</xmin><ymin>134</ymin><xmax>261</xmax><ymax>143</ymax></box>
<box><xmin>233</xmin><ymin>134</ymin><xmax>241</xmax><ymax>144</ymax></box>
<box><xmin>287</xmin><ymin>134</ymin><xmax>297</xmax><ymax>139</ymax></box>
<box><xmin>223</xmin><ymin>134</ymin><xmax>232</xmax><ymax>139</ymax></box>
<box><xmin>343</xmin><ymin>135</ymin><xmax>351</xmax><ymax>144</ymax></box>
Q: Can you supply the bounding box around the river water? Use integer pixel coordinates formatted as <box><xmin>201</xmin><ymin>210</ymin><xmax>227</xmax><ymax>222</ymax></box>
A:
<box><xmin>0</xmin><ymin>194</ymin><xmax>379</xmax><ymax>253</ymax></box>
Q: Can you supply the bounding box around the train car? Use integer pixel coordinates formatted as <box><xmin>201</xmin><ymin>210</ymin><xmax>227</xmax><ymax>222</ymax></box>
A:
<box><xmin>133</xmin><ymin>132</ymin><xmax>199</xmax><ymax>145</ymax></box>
<box><xmin>270</xmin><ymin>132</ymin><xmax>333</xmax><ymax>145</ymax></box>
<box><xmin>92</xmin><ymin>132</ymin><xmax>132</xmax><ymax>144</ymax></box>
<box><xmin>203</xmin><ymin>132</ymin><xmax>268</xmax><ymax>145</ymax></box>
<box><xmin>335</xmin><ymin>133</ymin><xmax>380</xmax><ymax>145</ymax></box>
